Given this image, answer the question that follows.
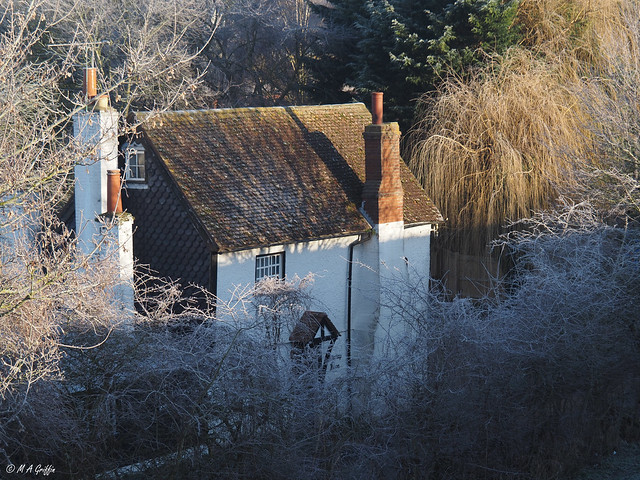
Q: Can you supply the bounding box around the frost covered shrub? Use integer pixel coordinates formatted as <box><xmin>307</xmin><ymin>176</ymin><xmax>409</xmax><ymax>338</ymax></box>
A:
<box><xmin>371</xmin><ymin>201</ymin><xmax>640</xmax><ymax>479</ymax></box>
<box><xmin>7</xmin><ymin>204</ymin><xmax>639</xmax><ymax>479</ymax></box>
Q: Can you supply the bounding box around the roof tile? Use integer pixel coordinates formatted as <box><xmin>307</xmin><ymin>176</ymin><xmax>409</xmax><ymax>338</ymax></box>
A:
<box><xmin>136</xmin><ymin>104</ymin><xmax>441</xmax><ymax>252</ymax></box>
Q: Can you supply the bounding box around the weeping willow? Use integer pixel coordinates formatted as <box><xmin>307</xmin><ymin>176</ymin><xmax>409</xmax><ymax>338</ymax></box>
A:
<box><xmin>408</xmin><ymin>0</ymin><xmax>630</xmax><ymax>256</ymax></box>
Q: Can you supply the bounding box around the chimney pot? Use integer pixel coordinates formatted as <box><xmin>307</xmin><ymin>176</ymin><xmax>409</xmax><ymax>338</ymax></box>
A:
<box><xmin>107</xmin><ymin>170</ymin><xmax>123</xmax><ymax>214</ymax></box>
<box><xmin>96</xmin><ymin>94</ymin><xmax>110</xmax><ymax>111</ymax></box>
<box><xmin>84</xmin><ymin>67</ymin><xmax>97</xmax><ymax>100</ymax></box>
<box><xmin>371</xmin><ymin>92</ymin><xmax>383</xmax><ymax>124</ymax></box>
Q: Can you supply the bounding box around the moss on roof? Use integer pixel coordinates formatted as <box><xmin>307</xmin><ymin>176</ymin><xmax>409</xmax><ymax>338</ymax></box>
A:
<box><xmin>136</xmin><ymin>104</ymin><xmax>441</xmax><ymax>252</ymax></box>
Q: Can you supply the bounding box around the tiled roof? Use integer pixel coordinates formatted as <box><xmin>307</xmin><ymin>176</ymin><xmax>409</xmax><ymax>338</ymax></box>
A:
<box><xmin>136</xmin><ymin>104</ymin><xmax>441</xmax><ymax>253</ymax></box>
<box><xmin>289</xmin><ymin>311</ymin><xmax>340</xmax><ymax>347</ymax></box>
<box><xmin>122</xmin><ymin>146</ymin><xmax>211</xmax><ymax>292</ymax></box>
<box><xmin>288</xmin><ymin>105</ymin><xmax>443</xmax><ymax>226</ymax></box>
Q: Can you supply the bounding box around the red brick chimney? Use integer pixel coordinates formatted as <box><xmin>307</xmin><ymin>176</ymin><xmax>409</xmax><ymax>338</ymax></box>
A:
<box><xmin>362</xmin><ymin>92</ymin><xmax>404</xmax><ymax>225</ymax></box>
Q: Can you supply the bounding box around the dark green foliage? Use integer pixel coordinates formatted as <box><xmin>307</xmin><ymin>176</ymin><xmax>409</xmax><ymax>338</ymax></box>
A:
<box><xmin>311</xmin><ymin>0</ymin><xmax>522</xmax><ymax>124</ymax></box>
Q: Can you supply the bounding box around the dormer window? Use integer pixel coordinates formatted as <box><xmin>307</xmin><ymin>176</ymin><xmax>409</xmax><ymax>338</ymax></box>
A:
<box><xmin>124</xmin><ymin>143</ymin><xmax>146</xmax><ymax>184</ymax></box>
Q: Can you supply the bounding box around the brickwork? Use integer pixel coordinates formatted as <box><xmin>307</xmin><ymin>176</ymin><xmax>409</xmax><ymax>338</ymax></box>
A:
<box><xmin>362</xmin><ymin>123</ymin><xmax>404</xmax><ymax>225</ymax></box>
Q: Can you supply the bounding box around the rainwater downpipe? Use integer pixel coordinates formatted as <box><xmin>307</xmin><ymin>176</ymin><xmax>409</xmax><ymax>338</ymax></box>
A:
<box><xmin>347</xmin><ymin>232</ymin><xmax>370</xmax><ymax>369</ymax></box>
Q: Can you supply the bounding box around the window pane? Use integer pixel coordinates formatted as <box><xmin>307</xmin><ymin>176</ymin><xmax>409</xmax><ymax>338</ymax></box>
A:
<box><xmin>255</xmin><ymin>253</ymin><xmax>283</xmax><ymax>281</ymax></box>
<box><xmin>125</xmin><ymin>146</ymin><xmax>145</xmax><ymax>181</ymax></box>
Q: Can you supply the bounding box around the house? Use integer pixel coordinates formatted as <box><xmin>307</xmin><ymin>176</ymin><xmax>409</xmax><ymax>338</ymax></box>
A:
<box><xmin>72</xmin><ymin>67</ymin><xmax>442</xmax><ymax>365</ymax></box>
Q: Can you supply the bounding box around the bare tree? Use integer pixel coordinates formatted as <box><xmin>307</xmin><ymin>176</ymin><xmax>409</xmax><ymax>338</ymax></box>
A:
<box><xmin>203</xmin><ymin>0</ymin><xmax>326</xmax><ymax>106</ymax></box>
<box><xmin>0</xmin><ymin>0</ymin><xmax>220</xmax><ymax>469</ymax></box>
<box><xmin>47</xmin><ymin>0</ymin><xmax>221</xmax><ymax>112</ymax></box>
<box><xmin>3</xmin><ymin>1</ymin><xmax>639</xmax><ymax>478</ymax></box>
<box><xmin>572</xmin><ymin>0</ymin><xmax>640</xmax><ymax>215</ymax></box>
<box><xmin>252</xmin><ymin>274</ymin><xmax>313</xmax><ymax>348</ymax></box>
<box><xmin>405</xmin><ymin>0</ymin><xmax>639</xmax><ymax>296</ymax></box>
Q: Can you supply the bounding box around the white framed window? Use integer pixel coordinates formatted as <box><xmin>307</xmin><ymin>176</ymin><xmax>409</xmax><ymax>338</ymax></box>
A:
<box><xmin>255</xmin><ymin>252</ymin><xmax>284</xmax><ymax>282</ymax></box>
<box><xmin>124</xmin><ymin>143</ymin><xmax>146</xmax><ymax>183</ymax></box>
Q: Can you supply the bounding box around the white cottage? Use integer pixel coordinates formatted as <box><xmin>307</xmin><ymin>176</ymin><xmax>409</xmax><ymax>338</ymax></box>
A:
<box><xmin>110</xmin><ymin>94</ymin><xmax>442</xmax><ymax>364</ymax></box>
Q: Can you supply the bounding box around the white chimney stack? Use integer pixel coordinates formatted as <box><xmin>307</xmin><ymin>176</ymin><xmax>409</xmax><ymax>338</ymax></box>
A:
<box><xmin>74</xmin><ymin>69</ymin><xmax>135</xmax><ymax>321</ymax></box>
<box><xmin>74</xmin><ymin>67</ymin><xmax>118</xmax><ymax>252</ymax></box>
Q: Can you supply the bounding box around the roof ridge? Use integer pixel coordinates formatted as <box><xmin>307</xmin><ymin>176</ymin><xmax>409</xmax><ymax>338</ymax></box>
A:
<box><xmin>135</xmin><ymin>102</ymin><xmax>367</xmax><ymax>116</ymax></box>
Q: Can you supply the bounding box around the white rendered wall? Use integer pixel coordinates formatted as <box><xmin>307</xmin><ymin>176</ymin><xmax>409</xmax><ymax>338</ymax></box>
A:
<box><xmin>216</xmin><ymin>234</ymin><xmax>361</xmax><ymax>371</ymax></box>
<box><xmin>349</xmin><ymin>232</ymin><xmax>380</xmax><ymax>365</ymax></box>
<box><xmin>114</xmin><ymin>216</ymin><xmax>135</xmax><ymax>319</ymax></box>
<box><xmin>74</xmin><ymin>110</ymin><xmax>118</xmax><ymax>254</ymax></box>
<box><xmin>217</xmin><ymin>235</ymin><xmax>360</xmax><ymax>325</ymax></box>
<box><xmin>97</xmin><ymin>215</ymin><xmax>135</xmax><ymax>324</ymax></box>
<box><xmin>73</xmin><ymin>108</ymin><xmax>135</xmax><ymax>325</ymax></box>
<box><xmin>374</xmin><ymin>221</ymin><xmax>407</xmax><ymax>357</ymax></box>
<box><xmin>215</xmin><ymin>224</ymin><xmax>432</xmax><ymax>370</ymax></box>
<box><xmin>349</xmin><ymin>221</ymin><xmax>407</xmax><ymax>363</ymax></box>
<box><xmin>403</xmin><ymin>223</ymin><xmax>433</xmax><ymax>287</ymax></box>
<box><xmin>350</xmin><ymin>222</ymin><xmax>432</xmax><ymax>362</ymax></box>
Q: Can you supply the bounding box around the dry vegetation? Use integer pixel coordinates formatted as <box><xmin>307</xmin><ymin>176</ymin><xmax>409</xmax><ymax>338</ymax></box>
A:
<box><xmin>516</xmin><ymin>0</ymin><xmax>622</xmax><ymax>55</ymax></box>
<box><xmin>409</xmin><ymin>49</ymin><xmax>589</xmax><ymax>252</ymax></box>
<box><xmin>408</xmin><ymin>0</ymin><xmax>639</xmax><ymax>255</ymax></box>
<box><xmin>401</xmin><ymin>4</ymin><xmax>640</xmax><ymax>474</ymax></box>
<box><xmin>375</xmin><ymin>200</ymin><xmax>640</xmax><ymax>479</ymax></box>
